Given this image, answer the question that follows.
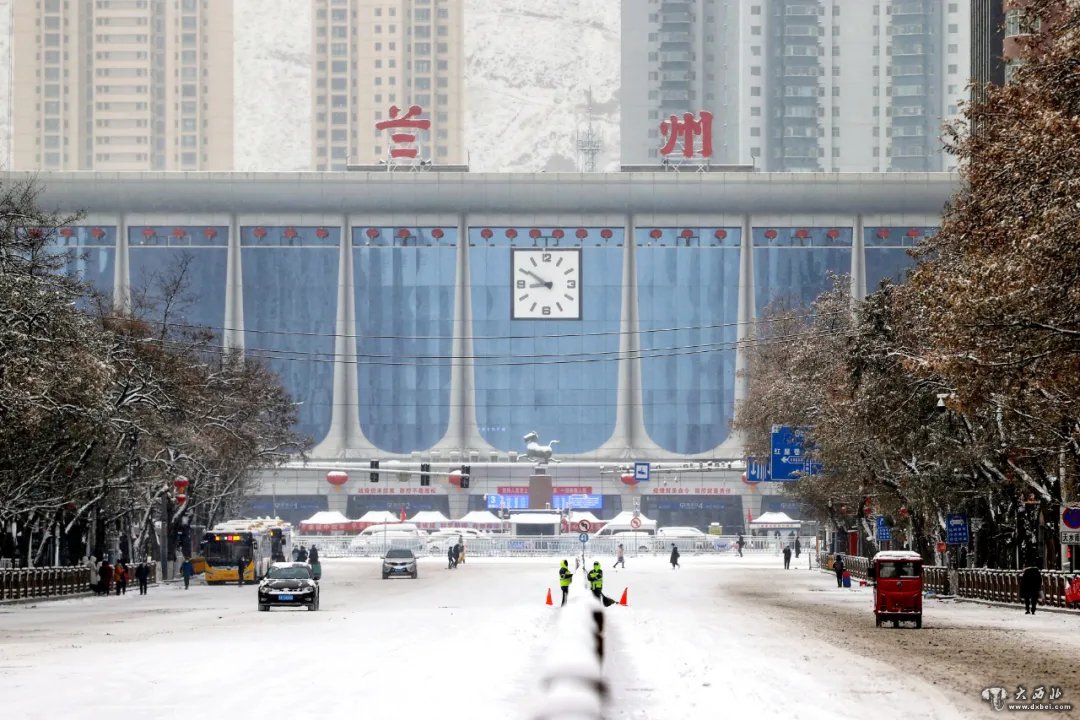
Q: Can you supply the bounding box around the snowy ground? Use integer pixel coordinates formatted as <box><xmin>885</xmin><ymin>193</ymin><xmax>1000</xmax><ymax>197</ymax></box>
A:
<box><xmin>1</xmin><ymin>555</ymin><xmax>1077</xmax><ymax>719</ymax></box>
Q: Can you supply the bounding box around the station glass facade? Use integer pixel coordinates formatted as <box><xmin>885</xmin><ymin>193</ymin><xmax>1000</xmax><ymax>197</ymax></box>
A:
<box><xmin>53</xmin><ymin>225</ymin><xmax>116</xmax><ymax>305</ymax></box>
<box><xmin>636</xmin><ymin>227</ymin><xmax>741</xmax><ymax>453</ymax></box>
<box><xmin>241</xmin><ymin>226</ymin><xmax>338</xmax><ymax>445</ymax></box>
<box><xmin>469</xmin><ymin>227</ymin><xmax>623</xmax><ymax>453</ymax></box>
<box><xmin>129</xmin><ymin>225</ymin><xmax>228</xmax><ymax>331</ymax></box>
<box><xmin>640</xmin><ymin>495</ymin><xmax>745</xmax><ymax>533</ymax></box>
<box><xmin>353</xmin><ymin>227</ymin><xmax>456</xmax><ymax>452</ymax></box>
<box><xmin>753</xmin><ymin>227</ymin><xmax>853</xmax><ymax>314</ymax></box>
<box><xmin>864</xmin><ymin>226</ymin><xmax>936</xmax><ymax>291</ymax></box>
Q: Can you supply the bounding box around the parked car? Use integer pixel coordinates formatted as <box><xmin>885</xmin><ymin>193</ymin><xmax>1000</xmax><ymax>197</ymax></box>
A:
<box><xmin>257</xmin><ymin>562</ymin><xmax>319</xmax><ymax>612</ymax></box>
<box><xmin>657</xmin><ymin>526</ymin><xmax>710</xmax><ymax>549</ymax></box>
<box><xmin>349</xmin><ymin>524</ymin><xmax>426</xmax><ymax>554</ymax></box>
<box><xmin>382</xmin><ymin>548</ymin><xmax>418</xmax><ymax>579</ymax></box>
<box><xmin>424</xmin><ymin>528</ymin><xmax>491</xmax><ymax>554</ymax></box>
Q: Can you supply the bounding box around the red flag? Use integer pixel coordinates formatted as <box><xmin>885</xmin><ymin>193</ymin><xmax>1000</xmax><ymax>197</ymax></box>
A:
<box><xmin>747</xmin><ymin>509</ymin><xmax>753</xmax><ymax>522</ymax></box>
<box><xmin>399</xmin><ymin>505</ymin><xmax>407</xmax><ymax>522</ymax></box>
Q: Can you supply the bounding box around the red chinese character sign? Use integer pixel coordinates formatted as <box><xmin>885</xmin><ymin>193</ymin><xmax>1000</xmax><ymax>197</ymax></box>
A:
<box><xmin>375</xmin><ymin>104</ymin><xmax>431</xmax><ymax>160</ymax></box>
<box><xmin>659</xmin><ymin>110</ymin><xmax>714</xmax><ymax>159</ymax></box>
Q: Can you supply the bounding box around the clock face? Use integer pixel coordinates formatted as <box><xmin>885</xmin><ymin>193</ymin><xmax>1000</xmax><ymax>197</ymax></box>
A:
<box><xmin>510</xmin><ymin>248</ymin><xmax>582</xmax><ymax>320</ymax></box>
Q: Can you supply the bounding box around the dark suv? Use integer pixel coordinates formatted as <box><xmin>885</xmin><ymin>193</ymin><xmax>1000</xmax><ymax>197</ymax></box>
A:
<box><xmin>258</xmin><ymin>562</ymin><xmax>320</xmax><ymax>611</ymax></box>
<box><xmin>382</xmin><ymin>548</ymin><xmax>418</xmax><ymax>579</ymax></box>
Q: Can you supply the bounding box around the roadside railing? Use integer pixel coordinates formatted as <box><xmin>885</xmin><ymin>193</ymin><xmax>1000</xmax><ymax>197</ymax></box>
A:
<box><xmin>296</xmin><ymin>535</ymin><xmax>817</xmax><ymax>559</ymax></box>
<box><xmin>0</xmin><ymin>567</ymin><xmax>92</xmax><ymax>601</ymax></box>
<box><xmin>821</xmin><ymin>553</ymin><xmax>1078</xmax><ymax>609</ymax></box>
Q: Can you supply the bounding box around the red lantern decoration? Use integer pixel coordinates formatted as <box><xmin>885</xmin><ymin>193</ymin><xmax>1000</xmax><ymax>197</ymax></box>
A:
<box><xmin>175</xmin><ymin>494</ymin><xmax>187</xmax><ymax>505</ymax></box>
<box><xmin>649</xmin><ymin>228</ymin><xmax>663</xmax><ymax>239</ymax></box>
<box><xmin>714</xmin><ymin>229</ymin><xmax>728</xmax><ymax>240</ymax></box>
<box><xmin>253</xmin><ymin>227</ymin><xmax>267</xmax><ymax>239</ymax></box>
<box><xmin>795</xmin><ymin>228</ymin><xmax>809</xmax><ymax>239</ymax></box>
<box><xmin>600</xmin><ymin>228</ymin><xmax>613</xmax><ymax>239</ymax></box>
<box><xmin>171</xmin><ymin>228</ymin><xmax>185</xmax><ymax>239</ymax></box>
<box><xmin>620</xmin><ymin>473</ymin><xmax>638</xmax><ymax>486</ymax></box>
<box><xmin>366</xmin><ymin>227</ymin><xmax>380</xmax><ymax>239</ymax></box>
<box><xmin>448</xmin><ymin>471</ymin><xmax>463</xmax><ymax>488</ymax></box>
<box><xmin>60</xmin><ymin>227</ymin><xmax>74</xmax><ymax>238</ymax></box>
<box><xmin>480</xmin><ymin>228</ymin><xmax>493</xmax><ymax>239</ymax></box>
<box><xmin>899</xmin><ymin>507</ymin><xmax>910</xmax><ymax>518</ymax></box>
<box><xmin>826</xmin><ymin>228</ymin><xmax>840</xmax><ymax>240</ymax></box>
<box><xmin>91</xmin><ymin>227</ymin><xmax>106</xmax><ymax>240</ymax></box>
<box><xmin>397</xmin><ymin>228</ymin><xmax>411</xmax><ymax>238</ymax></box>
<box><xmin>505</xmin><ymin>228</ymin><xmax>518</xmax><ymax>239</ymax></box>
<box><xmin>202</xmin><ymin>227</ymin><xmax>217</xmax><ymax>239</ymax></box>
<box><xmin>173</xmin><ymin>476</ymin><xmax>190</xmax><ymax>492</ymax></box>
<box><xmin>142</xmin><ymin>227</ymin><xmax>156</xmax><ymax>238</ymax></box>
<box><xmin>575</xmin><ymin>228</ymin><xmax>588</xmax><ymax>239</ymax></box>
<box><xmin>63</xmin><ymin>501</ymin><xmax>77</xmax><ymax>512</ymax></box>
<box><xmin>552</xmin><ymin>228</ymin><xmax>565</xmax><ymax>239</ymax></box>
<box><xmin>764</xmin><ymin>229</ymin><xmax>778</xmax><ymax>240</ymax></box>
<box><xmin>315</xmin><ymin>227</ymin><xmax>330</xmax><ymax>239</ymax></box>
<box><xmin>27</xmin><ymin>227</ymin><xmax>44</xmax><ymax>239</ymax></box>
<box><xmin>681</xmin><ymin>228</ymin><xmax>694</xmax><ymax>239</ymax></box>
<box><xmin>906</xmin><ymin>228</ymin><xmax>921</xmax><ymax>238</ymax></box>
<box><xmin>876</xmin><ymin>228</ymin><xmax>891</xmax><ymax>239</ymax></box>
<box><xmin>529</xmin><ymin>228</ymin><xmax>541</xmax><ymax>239</ymax></box>
<box><xmin>431</xmin><ymin>228</ymin><xmax>445</xmax><ymax>239</ymax></box>
<box><xmin>326</xmin><ymin>471</ymin><xmax>349</xmax><ymax>487</ymax></box>
<box><xmin>284</xmin><ymin>227</ymin><xmax>298</xmax><ymax>239</ymax></box>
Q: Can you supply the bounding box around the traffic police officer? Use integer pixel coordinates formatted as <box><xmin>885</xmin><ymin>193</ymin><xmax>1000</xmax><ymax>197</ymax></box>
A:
<box><xmin>558</xmin><ymin>559</ymin><xmax>573</xmax><ymax>606</ymax></box>
<box><xmin>587</xmin><ymin>561</ymin><xmax>604</xmax><ymax>601</ymax></box>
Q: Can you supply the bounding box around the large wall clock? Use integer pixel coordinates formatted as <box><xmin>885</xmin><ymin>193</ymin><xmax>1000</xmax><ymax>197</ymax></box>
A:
<box><xmin>510</xmin><ymin>248</ymin><xmax>582</xmax><ymax>320</ymax></box>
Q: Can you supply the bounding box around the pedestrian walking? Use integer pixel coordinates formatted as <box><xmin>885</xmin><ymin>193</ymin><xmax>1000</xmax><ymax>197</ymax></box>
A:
<box><xmin>99</xmin><ymin>560</ymin><xmax>114</xmax><ymax>595</ymax></box>
<box><xmin>291</xmin><ymin>546</ymin><xmax>301</xmax><ymax>561</ymax></box>
<box><xmin>613</xmin><ymin>544</ymin><xmax>625</xmax><ymax>569</ymax></box>
<box><xmin>135</xmin><ymin>562</ymin><xmax>150</xmax><ymax>595</ymax></box>
<box><xmin>558</xmin><ymin>559</ymin><xmax>573</xmax><ymax>606</ymax></box>
<box><xmin>297</xmin><ymin>545</ymin><xmax>308</xmax><ymax>563</ymax></box>
<box><xmin>794</xmin><ymin>537</ymin><xmax>801</xmax><ymax>558</ymax></box>
<box><xmin>833</xmin><ymin>554</ymin><xmax>845</xmax><ymax>588</ymax></box>
<box><xmin>447</xmin><ymin>545</ymin><xmax>457</xmax><ymax>569</ymax></box>
<box><xmin>783</xmin><ymin>545</ymin><xmax>792</xmax><ymax>569</ymax></box>
<box><xmin>180</xmin><ymin>558</ymin><xmax>194</xmax><ymax>589</ymax></box>
<box><xmin>736</xmin><ymin>534</ymin><xmax>744</xmax><ymax>557</ymax></box>
<box><xmin>114</xmin><ymin>562</ymin><xmax>129</xmax><ymax>595</ymax></box>
<box><xmin>457</xmin><ymin>537</ymin><xmax>466</xmax><ymax>565</ymax></box>
<box><xmin>308</xmin><ymin>545</ymin><xmax>320</xmax><ymax>564</ymax></box>
<box><xmin>237</xmin><ymin>555</ymin><xmax>246</xmax><ymax>586</ymax></box>
<box><xmin>1020</xmin><ymin>565</ymin><xmax>1042</xmax><ymax>614</ymax></box>
<box><xmin>669</xmin><ymin>544</ymin><xmax>680</xmax><ymax>569</ymax></box>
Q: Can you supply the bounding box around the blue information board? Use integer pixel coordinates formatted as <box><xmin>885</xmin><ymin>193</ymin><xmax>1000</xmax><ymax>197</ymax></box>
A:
<box><xmin>486</xmin><ymin>494</ymin><xmax>530</xmax><ymax>510</ymax></box>
<box><xmin>745</xmin><ymin>457</ymin><xmax>770</xmax><ymax>482</ymax></box>
<box><xmin>770</xmin><ymin>425</ymin><xmax>822</xmax><ymax>481</ymax></box>
<box><xmin>946</xmin><ymin>513</ymin><xmax>969</xmax><ymax>544</ymax></box>
<box><xmin>486</xmin><ymin>494</ymin><xmax>604</xmax><ymax>510</ymax></box>
<box><xmin>875</xmin><ymin>516</ymin><xmax>892</xmax><ymax>542</ymax></box>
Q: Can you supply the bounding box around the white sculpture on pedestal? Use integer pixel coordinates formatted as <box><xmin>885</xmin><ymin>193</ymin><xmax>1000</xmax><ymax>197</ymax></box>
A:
<box><xmin>523</xmin><ymin>431</ymin><xmax>559</xmax><ymax>465</ymax></box>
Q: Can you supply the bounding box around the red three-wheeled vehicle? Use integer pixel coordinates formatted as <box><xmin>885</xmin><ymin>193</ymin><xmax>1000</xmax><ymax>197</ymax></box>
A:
<box><xmin>868</xmin><ymin>550</ymin><xmax>924</xmax><ymax>629</ymax></box>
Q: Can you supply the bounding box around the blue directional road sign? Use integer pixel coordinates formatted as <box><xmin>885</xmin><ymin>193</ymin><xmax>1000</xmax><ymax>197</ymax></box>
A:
<box><xmin>578</xmin><ymin>532</ymin><xmax>590</xmax><ymax>544</ymax></box>
<box><xmin>770</xmin><ymin>425</ymin><xmax>822</xmax><ymax>481</ymax></box>
<box><xmin>946</xmin><ymin>513</ymin><xmax>969</xmax><ymax>545</ymax></box>
<box><xmin>634</xmin><ymin>462</ymin><xmax>651</xmax><ymax>482</ymax></box>
<box><xmin>875</xmin><ymin>516</ymin><xmax>892</xmax><ymax>542</ymax></box>
<box><xmin>745</xmin><ymin>457</ymin><xmax>770</xmax><ymax>482</ymax></box>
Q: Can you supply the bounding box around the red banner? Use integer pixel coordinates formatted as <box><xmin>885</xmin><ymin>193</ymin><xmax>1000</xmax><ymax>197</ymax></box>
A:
<box><xmin>651</xmin><ymin>487</ymin><xmax>732</xmax><ymax>495</ymax></box>
<box><xmin>352</xmin><ymin>488</ymin><xmax>440</xmax><ymax>495</ymax></box>
<box><xmin>496</xmin><ymin>486</ymin><xmax>593</xmax><ymax>495</ymax></box>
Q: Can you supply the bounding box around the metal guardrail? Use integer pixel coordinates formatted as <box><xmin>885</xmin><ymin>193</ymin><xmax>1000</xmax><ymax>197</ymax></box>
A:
<box><xmin>0</xmin><ymin>567</ymin><xmax>92</xmax><ymax>601</ymax></box>
<box><xmin>820</xmin><ymin>553</ymin><xmax>1079</xmax><ymax>609</ymax></box>
<box><xmin>296</xmin><ymin>535</ymin><xmax>816</xmax><ymax>559</ymax></box>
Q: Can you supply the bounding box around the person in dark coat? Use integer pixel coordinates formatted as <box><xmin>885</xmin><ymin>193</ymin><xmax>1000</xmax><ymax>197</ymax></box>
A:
<box><xmin>237</xmin><ymin>556</ymin><xmax>246</xmax><ymax>586</ymax></box>
<box><xmin>114</xmin><ymin>562</ymin><xmax>128</xmax><ymax>595</ymax></box>
<box><xmin>308</xmin><ymin>545</ymin><xmax>320</xmax><ymax>564</ymax></box>
<box><xmin>291</xmin><ymin>546</ymin><xmax>301</xmax><ymax>561</ymax></box>
<box><xmin>447</xmin><ymin>545</ymin><xmax>457</xmax><ymax>569</ymax></box>
<box><xmin>135</xmin><ymin>562</ymin><xmax>150</xmax><ymax>595</ymax></box>
<box><xmin>833</xmin><ymin>554</ymin><xmax>846</xmax><ymax>588</ymax></box>
<box><xmin>453</xmin><ymin>543</ymin><xmax>463</xmax><ymax>568</ymax></box>
<box><xmin>736</xmin><ymin>534</ymin><xmax>744</xmax><ymax>557</ymax></box>
<box><xmin>794</xmin><ymin>537</ymin><xmax>801</xmax><ymax>558</ymax></box>
<box><xmin>99</xmin><ymin>560</ymin><xmax>114</xmax><ymax>594</ymax></box>
<box><xmin>783</xmin><ymin>545</ymin><xmax>792</xmax><ymax>569</ymax></box>
<box><xmin>180</xmin><ymin>558</ymin><xmax>194</xmax><ymax>589</ymax></box>
<box><xmin>1020</xmin><ymin>565</ymin><xmax>1042</xmax><ymax>614</ymax></box>
<box><xmin>669</xmin><ymin>544</ymin><xmax>680</xmax><ymax>569</ymax></box>
<box><xmin>297</xmin><ymin>546</ymin><xmax>308</xmax><ymax>563</ymax></box>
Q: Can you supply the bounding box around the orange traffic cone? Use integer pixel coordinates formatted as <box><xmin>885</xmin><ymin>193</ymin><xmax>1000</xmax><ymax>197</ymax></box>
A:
<box><xmin>545</xmin><ymin>588</ymin><xmax>553</xmax><ymax>606</ymax></box>
<box><xmin>619</xmin><ymin>588</ymin><xmax>628</xmax><ymax>606</ymax></box>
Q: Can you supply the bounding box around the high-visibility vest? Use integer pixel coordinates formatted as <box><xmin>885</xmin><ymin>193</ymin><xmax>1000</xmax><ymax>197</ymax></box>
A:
<box><xmin>591</xmin><ymin>567</ymin><xmax>603</xmax><ymax>590</ymax></box>
<box><xmin>559</xmin><ymin>566</ymin><xmax>572</xmax><ymax>587</ymax></box>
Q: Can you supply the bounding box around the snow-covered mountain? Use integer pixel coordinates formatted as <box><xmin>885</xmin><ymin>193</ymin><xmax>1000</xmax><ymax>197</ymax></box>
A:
<box><xmin>233</xmin><ymin>0</ymin><xmax>312</xmax><ymax>172</ymax></box>
<box><xmin>463</xmin><ymin>0</ymin><xmax>620</xmax><ymax>172</ymax></box>
<box><xmin>0</xmin><ymin>0</ymin><xmax>621</xmax><ymax>173</ymax></box>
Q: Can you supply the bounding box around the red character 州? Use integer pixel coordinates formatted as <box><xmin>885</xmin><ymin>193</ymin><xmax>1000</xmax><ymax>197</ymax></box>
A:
<box><xmin>659</xmin><ymin>110</ymin><xmax>714</xmax><ymax>159</ymax></box>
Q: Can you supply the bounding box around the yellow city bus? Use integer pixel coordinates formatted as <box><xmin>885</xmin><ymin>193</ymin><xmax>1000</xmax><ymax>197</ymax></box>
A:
<box><xmin>200</xmin><ymin>518</ymin><xmax>292</xmax><ymax>585</ymax></box>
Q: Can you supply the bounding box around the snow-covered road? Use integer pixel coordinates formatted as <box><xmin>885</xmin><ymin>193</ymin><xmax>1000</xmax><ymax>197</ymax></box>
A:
<box><xmin>1</xmin><ymin>554</ymin><xmax>1076</xmax><ymax>719</ymax></box>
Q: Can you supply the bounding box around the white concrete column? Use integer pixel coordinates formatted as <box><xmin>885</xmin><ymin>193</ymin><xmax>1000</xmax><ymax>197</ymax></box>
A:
<box><xmin>850</xmin><ymin>214</ymin><xmax>866</xmax><ymax>302</ymax></box>
<box><xmin>436</xmin><ymin>214</ymin><xmax>495</xmax><ymax>453</ymax></box>
<box><xmin>312</xmin><ymin>216</ymin><xmax>374</xmax><ymax>458</ymax></box>
<box><xmin>113</xmin><ymin>215</ymin><xmax>130</xmax><ymax>313</ymax></box>
<box><xmin>714</xmin><ymin>214</ymin><xmax>754</xmax><ymax>458</ymax></box>
<box><xmin>223</xmin><ymin>213</ymin><xmax>244</xmax><ymax>351</ymax></box>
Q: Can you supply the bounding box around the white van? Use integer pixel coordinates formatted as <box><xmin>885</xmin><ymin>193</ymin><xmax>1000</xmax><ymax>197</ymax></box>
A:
<box><xmin>657</xmin><ymin>526</ymin><xmax>710</xmax><ymax>549</ymax></box>
<box><xmin>595</xmin><ymin>524</ymin><xmax>656</xmax><ymax>538</ymax></box>
<box><xmin>349</xmin><ymin>523</ymin><xmax>425</xmax><ymax>554</ymax></box>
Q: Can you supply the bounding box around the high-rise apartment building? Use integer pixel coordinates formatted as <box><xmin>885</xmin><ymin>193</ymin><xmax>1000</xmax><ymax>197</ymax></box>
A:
<box><xmin>11</xmin><ymin>0</ymin><xmax>232</xmax><ymax>172</ymax></box>
<box><xmin>311</xmin><ymin>0</ymin><xmax>464</xmax><ymax>171</ymax></box>
<box><xmin>622</xmin><ymin>0</ymin><xmax>971</xmax><ymax>172</ymax></box>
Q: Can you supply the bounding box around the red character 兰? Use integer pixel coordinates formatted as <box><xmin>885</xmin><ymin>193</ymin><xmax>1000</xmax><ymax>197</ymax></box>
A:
<box><xmin>375</xmin><ymin>104</ymin><xmax>431</xmax><ymax>159</ymax></box>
